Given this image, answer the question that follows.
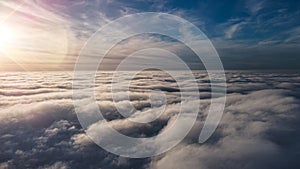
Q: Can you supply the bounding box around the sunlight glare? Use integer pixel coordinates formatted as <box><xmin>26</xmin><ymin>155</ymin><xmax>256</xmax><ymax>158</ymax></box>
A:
<box><xmin>0</xmin><ymin>25</ymin><xmax>15</xmax><ymax>50</ymax></box>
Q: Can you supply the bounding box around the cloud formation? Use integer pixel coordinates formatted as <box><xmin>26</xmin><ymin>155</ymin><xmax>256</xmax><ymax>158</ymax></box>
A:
<box><xmin>0</xmin><ymin>71</ymin><xmax>300</xmax><ymax>168</ymax></box>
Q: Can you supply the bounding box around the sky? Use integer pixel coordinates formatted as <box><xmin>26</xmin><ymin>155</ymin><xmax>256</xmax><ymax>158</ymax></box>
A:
<box><xmin>1</xmin><ymin>1</ymin><xmax>300</xmax><ymax>168</ymax></box>
<box><xmin>0</xmin><ymin>0</ymin><xmax>299</xmax><ymax>71</ymax></box>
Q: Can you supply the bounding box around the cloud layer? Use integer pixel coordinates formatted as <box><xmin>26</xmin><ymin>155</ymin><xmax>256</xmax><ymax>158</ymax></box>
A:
<box><xmin>0</xmin><ymin>71</ymin><xmax>300</xmax><ymax>168</ymax></box>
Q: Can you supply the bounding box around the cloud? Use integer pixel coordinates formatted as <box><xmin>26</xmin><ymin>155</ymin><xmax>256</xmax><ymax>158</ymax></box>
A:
<box><xmin>225</xmin><ymin>22</ymin><xmax>245</xmax><ymax>39</ymax></box>
<box><xmin>284</xmin><ymin>26</ymin><xmax>300</xmax><ymax>43</ymax></box>
<box><xmin>246</xmin><ymin>0</ymin><xmax>266</xmax><ymax>15</ymax></box>
<box><xmin>1</xmin><ymin>0</ymin><xmax>299</xmax><ymax>71</ymax></box>
<box><xmin>151</xmin><ymin>89</ymin><xmax>300</xmax><ymax>169</ymax></box>
<box><xmin>208</xmin><ymin>0</ymin><xmax>300</xmax><ymax>68</ymax></box>
<box><xmin>39</xmin><ymin>161</ymin><xmax>69</xmax><ymax>169</ymax></box>
<box><xmin>1</xmin><ymin>71</ymin><xmax>300</xmax><ymax>168</ymax></box>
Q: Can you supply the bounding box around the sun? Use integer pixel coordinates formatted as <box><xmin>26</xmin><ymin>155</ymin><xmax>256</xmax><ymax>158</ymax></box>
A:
<box><xmin>0</xmin><ymin>25</ymin><xmax>15</xmax><ymax>50</ymax></box>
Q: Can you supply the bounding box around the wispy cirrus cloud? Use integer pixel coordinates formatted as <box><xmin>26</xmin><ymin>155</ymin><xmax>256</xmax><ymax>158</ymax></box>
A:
<box><xmin>224</xmin><ymin>22</ymin><xmax>245</xmax><ymax>39</ymax></box>
<box><xmin>0</xmin><ymin>0</ymin><xmax>299</xmax><ymax>70</ymax></box>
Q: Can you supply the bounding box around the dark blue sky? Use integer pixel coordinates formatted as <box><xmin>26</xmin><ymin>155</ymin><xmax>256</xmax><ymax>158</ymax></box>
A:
<box><xmin>115</xmin><ymin>0</ymin><xmax>300</xmax><ymax>69</ymax></box>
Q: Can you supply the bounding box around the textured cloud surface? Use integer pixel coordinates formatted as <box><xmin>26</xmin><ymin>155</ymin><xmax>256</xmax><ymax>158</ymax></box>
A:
<box><xmin>0</xmin><ymin>71</ymin><xmax>300</xmax><ymax>169</ymax></box>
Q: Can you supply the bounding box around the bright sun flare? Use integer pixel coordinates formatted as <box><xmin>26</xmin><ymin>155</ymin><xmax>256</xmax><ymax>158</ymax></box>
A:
<box><xmin>0</xmin><ymin>25</ymin><xmax>15</xmax><ymax>50</ymax></box>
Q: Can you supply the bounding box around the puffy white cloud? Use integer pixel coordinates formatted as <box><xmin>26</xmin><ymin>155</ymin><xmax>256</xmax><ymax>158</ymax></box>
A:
<box><xmin>151</xmin><ymin>84</ymin><xmax>300</xmax><ymax>169</ymax></box>
<box><xmin>0</xmin><ymin>71</ymin><xmax>300</xmax><ymax>168</ymax></box>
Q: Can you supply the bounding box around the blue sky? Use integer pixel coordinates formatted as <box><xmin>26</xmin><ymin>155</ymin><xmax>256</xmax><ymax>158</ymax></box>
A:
<box><xmin>0</xmin><ymin>0</ymin><xmax>299</xmax><ymax>70</ymax></box>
